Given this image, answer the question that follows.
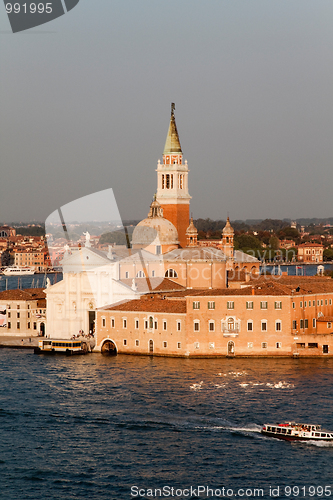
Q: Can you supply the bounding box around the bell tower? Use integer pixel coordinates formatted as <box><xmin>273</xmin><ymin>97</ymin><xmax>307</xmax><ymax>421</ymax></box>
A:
<box><xmin>156</xmin><ymin>103</ymin><xmax>191</xmax><ymax>248</ymax></box>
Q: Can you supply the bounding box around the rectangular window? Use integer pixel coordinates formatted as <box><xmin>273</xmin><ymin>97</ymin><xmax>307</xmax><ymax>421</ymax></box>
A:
<box><xmin>208</xmin><ymin>301</ymin><xmax>215</xmax><ymax>310</ymax></box>
<box><xmin>177</xmin><ymin>342</ymin><xmax>181</xmax><ymax>349</ymax></box>
<box><xmin>296</xmin><ymin>343</ymin><xmax>305</xmax><ymax>349</ymax></box>
<box><xmin>163</xmin><ymin>341</ymin><xmax>167</xmax><ymax>348</ymax></box>
<box><xmin>123</xmin><ymin>339</ymin><xmax>127</xmax><ymax>346</ymax></box>
<box><xmin>28</xmin><ymin>312</ymin><xmax>30</xmax><ymax>318</ymax></box>
<box><xmin>300</xmin><ymin>302</ymin><xmax>303</xmax><ymax>308</ymax></box>
<box><xmin>102</xmin><ymin>318</ymin><xmax>106</xmax><ymax>327</ymax></box>
<box><xmin>8</xmin><ymin>312</ymin><xmax>11</xmax><ymax>318</ymax></box>
<box><xmin>248</xmin><ymin>342</ymin><xmax>253</xmax><ymax>348</ymax></box>
<box><xmin>135</xmin><ymin>340</ymin><xmax>139</xmax><ymax>346</ymax></box>
<box><xmin>330</xmin><ymin>299</ymin><xmax>332</xmax><ymax>305</ymax></box>
<box><xmin>193</xmin><ymin>301</ymin><xmax>200</xmax><ymax>309</ymax></box>
<box><xmin>300</xmin><ymin>319</ymin><xmax>304</xmax><ymax>329</ymax></box>
<box><xmin>261</xmin><ymin>321</ymin><xmax>267</xmax><ymax>332</ymax></box>
<box><xmin>227</xmin><ymin>301</ymin><xmax>234</xmax><ymax>310</ymax></box>
<box><xmin>28</xmin><ymin>322</ymin><xmax>30</xmax><ymax>329</ymax></box>
<box><xmin>308</xmin><ymin>301</ymin><xmax>311</xmax><ymax>307</ymax></box>
<box><xmin>247</xmin><ymin>321</ymin><xmax>253</xmax><ymax>332</ymax></box>
<box><xmin>194</xmin><ymin>321</ymin><xmax>200</xmax><ymax>332</ymax></box>
<box><xmin>308</xmin><ymin>343</ymin><xmax>318</xmax><ymax>348</ymax></box>
<box><xmin>209</xmin><ymin>342</ymin><xmax>215</xmax><ymax>349</ymax></box>
<box><xmin>151</xmin><ymin>270</ymin><xmax>155</xmax><ymax>277</ymax></box>
<box><xmin>154</xmin><ymin>321</ymin><xmax>158</xmax><ymax>330</ymax></box>
<box><xmin>246</xmin><ymin>301</ymin><xmax>254</xmax><ymax>310</ymax></box>
<box><xmin>292</xmin><ymin>302</ymin><xmax>295</xmax><ymax>309</ymax></box>
<box><xmin>177</xmin><ymin>321</ymin><xmax>181</xmax><ymax>331</ymax></box>
<box><xmin>261</xmin><ymin>342</ymin><xmax>267</xmax><ymax>349</ymax></box>
<box><xmin>313</xmin><ymin>301</ymin><xmax>315</xmax><ymax>306</ymax></box>
<box><xmin>313</xmin><ymin>318</ymin><xmax>316</xmax><ymax>328</ymax></box>
<box><xmin>276</xmin><ymin>321</ymin><xmax>281</xmax><ymax>331</ymax></box>
<box><xmin>163</xmin><ymin>320</ymin><xmax>167</xmax><ymax>331</ymax></box>
<box><xmin>17</xmin><ymin>305</ymin><xmax>20</xmax><ymax>310</ymax></box>
<box><xmin>304</xmin><ymin>319</ymin><xmax>308</xmax><ymax>329</ymax></box>
<box><xmin>17</xmin><ymin>312</ymin><xmax>20</xmax><ymax>318</ymax></box>
<box><xmin>321</xmin><ymin>300</ymin><xmax>323</xmax><ymax>306</ymax></box>
<box><xmin>276</xmin><ymin>342</ymin><xmax>282</xmax><ymax>348</ymax></box>
<box><xmin>123</xmin><ymin>319</ymin><xmax>127</xmax><ymax>328</ymax></box>
<box><xmin>194</xmin><ymin>342</ymin><xmax>199</xmax><ymax>349</ymax></box>
<box><xmin>260</xmin><ymin>301</ymin><xmax>268</xmax><ymax>310</ymax></box>
<box><xmin>8</xmin><ymin>322</ymin><xmax>11</xmax><ymax>329</ymax></box>
<box><xmin>33</xmin><ymin>322</ymin><xmax>37</xmax><ymax>330</ymax></box>
<box><xmin>274</xmin><ymin>301</ymin><xmax>282</xmax><ymax>310</ymax></box>
<box><xmin>135</xmin><ymin>320</ymin><xmax>139</xmax><ymax>329</ymax></box>
<box><xmin>17</xmin><ymin>322</ymin><xmax>20</xmax><ymax>329</ymax></box>
<box><xmin>325</xmin><ymin>299</ymin><xmax>328</xmax><ymax>306</ymax></box>
<box><xmin>144</xmin><ymin>320</ymin><xmax>148</xmax><ymax>329</ymax></box>
<box><xmin>292</xmin><ymin>320</ymin><xmax>297</xmax><ymax>329</ymax></box>
<box><xmin>111</xmin><ymin>318</ymin><xmax>115</xmax><ymax>328</ymax></box>
<box><xmin>209</xmin><ymin>321</ymin><xmax>215</xmax><ymax>332</ymax></box>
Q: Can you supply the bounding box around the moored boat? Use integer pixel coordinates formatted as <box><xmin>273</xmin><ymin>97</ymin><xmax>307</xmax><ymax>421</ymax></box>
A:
<box><xmin>2</xmin><ymin>266</ymin><xmax>35</xmax><ymax>276</ymax></box>
<box><xmin>34</xmin><ymin>338</ymin><xmax>90</xmax><ymax>355</ymax></box>
<box><xmin>261</xmin><ymin>422</ymin><xmax>333</xmax><ymax>441</ymax></box>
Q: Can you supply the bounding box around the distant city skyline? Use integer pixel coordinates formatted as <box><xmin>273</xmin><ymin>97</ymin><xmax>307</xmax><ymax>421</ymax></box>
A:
<box><xmin>0</xmin><ymin>1</ymin><xmax>332</xmax><ymax>223</ymax></box>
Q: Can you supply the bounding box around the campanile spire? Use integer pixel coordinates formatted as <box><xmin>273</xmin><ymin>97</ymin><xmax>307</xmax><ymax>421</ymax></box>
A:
<box><xmin>156</xmin><ymin>104</ymin><xmax>191</xmax><ymax>248</ymax></box>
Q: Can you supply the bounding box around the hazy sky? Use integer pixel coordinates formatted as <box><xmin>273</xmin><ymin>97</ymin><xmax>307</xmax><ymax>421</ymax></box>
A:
<box><xmin>1</xmin><ymin>1</ymin><xmax>332</xmax><ymax>223</ymax></box>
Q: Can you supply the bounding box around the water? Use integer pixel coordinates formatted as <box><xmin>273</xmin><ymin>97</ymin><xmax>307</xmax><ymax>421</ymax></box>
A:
<box><xmin>0</xmin><ymin>352</ymin><xmax>332</xmax><ymax>499</ymax></box>
<box><xmin>261</xmin><ymin>264</ymin><xmax>333</xmax><ymax>276</ymax></box>
<box><xmin>0</xmin><ymin>273</ymin><xmax>62</xmax><ymax>292</ymax></box>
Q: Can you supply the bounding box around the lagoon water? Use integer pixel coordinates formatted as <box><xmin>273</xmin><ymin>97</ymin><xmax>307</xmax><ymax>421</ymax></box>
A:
<box><xmin>0</xmin><ymin>351</ymin><xmax>332</xmax><ymax>500</ymax></box>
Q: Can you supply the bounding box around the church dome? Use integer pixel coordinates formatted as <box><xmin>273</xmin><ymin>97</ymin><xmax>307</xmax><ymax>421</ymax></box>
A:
<box><xmin>132</xmin><ymin>198</ymin><xmax>179</xmax><ymax>248</ymax></box>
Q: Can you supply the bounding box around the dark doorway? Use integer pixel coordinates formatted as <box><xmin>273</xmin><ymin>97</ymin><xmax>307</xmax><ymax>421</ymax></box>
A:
<box><xmin>89</xmin><ymin>311</ymin><xmax>96</xmax><ymax>335</ymax></box>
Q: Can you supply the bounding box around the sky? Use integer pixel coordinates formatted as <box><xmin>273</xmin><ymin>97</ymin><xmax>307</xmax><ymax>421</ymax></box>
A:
<box><xmin>0</xmin><ymin>0</ymin><xmax>332</xmax><ymax>224</ymax></box>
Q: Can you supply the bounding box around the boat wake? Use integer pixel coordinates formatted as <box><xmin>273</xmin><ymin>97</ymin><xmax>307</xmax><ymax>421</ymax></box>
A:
<box><xmin>195</xmin><ymin>423</ymin><xmax>262</xmax><ymax>436</ymax></box>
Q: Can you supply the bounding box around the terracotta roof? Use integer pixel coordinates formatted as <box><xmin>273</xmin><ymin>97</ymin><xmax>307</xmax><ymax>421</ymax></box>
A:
<box><xmin>120</xmin><ymin>277</ymin><xmax>185</xmax><ymax>293</ymax></box>
<box><xmin>317</xmin><ymin>316</ymin><xmax>333</xmax><ymax>322</ymax></box>
<box><xmin>0</xmin><ymin>288</ymin><xmax>46</xmax><ymax>301</ymax></box>
<box><xmin>102</xmin><ymin>296</ymin><xmax>187</xmax><ymax>314</ymax></box>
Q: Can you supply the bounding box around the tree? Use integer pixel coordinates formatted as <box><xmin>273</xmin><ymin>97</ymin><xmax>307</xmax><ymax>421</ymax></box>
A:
<box><xmin>323</xmin><ymin>248</ymin><xmax>333</xmax><ymax>261</ymax></box>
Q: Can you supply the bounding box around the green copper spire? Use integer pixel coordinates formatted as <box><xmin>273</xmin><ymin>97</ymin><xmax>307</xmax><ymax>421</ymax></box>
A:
<box><xmin>163</xmin><ymin>103</ymin><xmax>182</xmax><ymax>154</ymax></box>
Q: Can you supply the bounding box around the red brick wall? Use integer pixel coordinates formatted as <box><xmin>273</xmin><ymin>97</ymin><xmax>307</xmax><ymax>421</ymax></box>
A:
<box><xmin>160</xmin><ymin>203</ymin><xmax>190</xmax><ymax>248</ymax></box>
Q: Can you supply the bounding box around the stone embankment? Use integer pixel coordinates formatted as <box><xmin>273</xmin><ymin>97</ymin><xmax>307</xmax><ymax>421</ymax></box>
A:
<box><xmin>0</xmin><ymin>335</ymin><xmax>39</xmax><ymax>349</ymax></box>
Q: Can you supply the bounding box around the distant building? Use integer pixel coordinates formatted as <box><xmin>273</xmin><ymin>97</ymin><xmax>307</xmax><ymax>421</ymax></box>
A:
<box><xmin>0</xmin><ymin>288</ymin><xmax>46</xmax><ymax>336</ymax></box>
<box><xmin>298</xmin><ymin>243</ymin><xmax>324</xmax><ymax>263</ymax></box>
<box><xmin>0</xmin><ymin>225</ymin><xmax>16</xmax><ymax>238</ymax></box>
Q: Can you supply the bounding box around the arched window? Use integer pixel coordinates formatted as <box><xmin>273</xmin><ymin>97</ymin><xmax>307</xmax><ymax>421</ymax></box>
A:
<box><xmin>149</xmin><ymin>316</ymin><xmax>154</xmax><ymax>329</ymax></box>
<box><xmin>227</xmin><ymin>317</ymin><xmax>234</xmax><ymax>331</ymax></box>
<box><xmin>136</xmin><ymin>270</ymin><xmax>145</xmax><ymax>278</ymax></box>
<box><xmin>165</xmin><ymin>269</ymin><xmax>178</xmax><ymax>278</ymax></box>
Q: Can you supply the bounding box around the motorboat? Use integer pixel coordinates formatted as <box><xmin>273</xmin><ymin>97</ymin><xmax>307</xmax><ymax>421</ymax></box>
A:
<box><xmin>261</xmin><ymin>422</ymin><xmax>333</xmax><ymax>441</ymax></box>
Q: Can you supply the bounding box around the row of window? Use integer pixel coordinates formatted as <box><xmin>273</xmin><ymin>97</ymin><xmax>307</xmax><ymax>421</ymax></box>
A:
<box><xmin>7</xmin><ymin>322</ymin><xmax>37</xmax><ymax>330</ymax></box>
<box><xmin>293</xmin><ymin>319</ymin><xmax>315</xmax><ymax>329</ymax></box>
<box><xmin>122</xmin><ymin>339</ymin><xmax>182</xmax><ymax>349</ymax></box>
<box><xmin>293</xmin><ymin>299</ymin><xmax>332</xmax><ymax>308</ymax></box>
<box><xmin>124</xmin><ymin>269</ymin><xmax>178</xmax><ymax>279</ymax></box>
<box><xmin>194</xmin><ymin>319</ymin><xmax>282</xmax><ymax>332</ymax></box>
<box><xmin>102</xmin><ymin>317</ymin><xmax>182</xmax><ymax>331</ymax></box>
<box><xmin>193</xmin><ymin>301</ymin><xmax>283</xmax><ymax>310</ymax></box>
<box><xmin>7</xmin><ymin>310</ymin><xmax>45</xmax><ymax>318</ymax></box>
